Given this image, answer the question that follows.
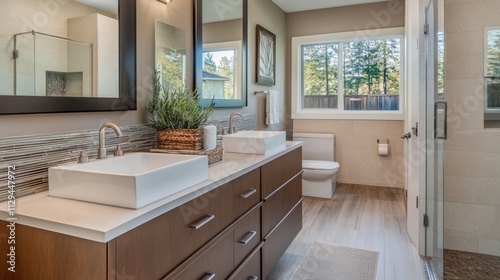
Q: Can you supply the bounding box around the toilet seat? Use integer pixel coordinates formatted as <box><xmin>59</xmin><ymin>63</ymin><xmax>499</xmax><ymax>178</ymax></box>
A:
<box><xmin>302</xmin><ymin>160</ymin><xmax>339</xmax><ymax>171</ymax></box>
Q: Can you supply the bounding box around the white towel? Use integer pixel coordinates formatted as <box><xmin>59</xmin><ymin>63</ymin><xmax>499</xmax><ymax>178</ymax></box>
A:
<box><xmin>266</xmin><ymin>90</ymin><xmax>280</xmax><ymax>125</ymax></box>
<box><xmin>203</xmin><ymin>125</ymin><xmax>217</xmax><ymax>150</ymax></box>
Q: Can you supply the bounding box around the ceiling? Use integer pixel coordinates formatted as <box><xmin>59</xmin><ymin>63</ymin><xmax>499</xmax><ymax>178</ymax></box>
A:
<box><xmin>272</xmin><ymin>0</ymin><xmax>389</xmax><ymax>13</ymax></box>
<box><xmin>76</xmin><ymin>0</ymin><xmax>118</xmax><ymax>16</ymax></box>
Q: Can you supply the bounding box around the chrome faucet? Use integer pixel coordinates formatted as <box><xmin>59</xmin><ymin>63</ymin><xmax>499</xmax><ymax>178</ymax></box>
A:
<box><xmin>228</xmin><ymin>112</ymin><xmax>245</xmax><ymax>134</ymax></box>
<box><xmin>97</xmin><ymin>123</ymin><xmax>123</xmax><ymax>159</ymax></box>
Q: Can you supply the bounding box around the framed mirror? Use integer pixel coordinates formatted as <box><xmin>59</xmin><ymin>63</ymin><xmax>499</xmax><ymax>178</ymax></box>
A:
<box><xmin>194</xmin><ymin>0</ymin><xmax>248</xmax><ymax>108</ymax></box>
<box><xmin>0</xmin><ymin>0</ymin><xmax>136</xmax><ymax>115</ymax></box>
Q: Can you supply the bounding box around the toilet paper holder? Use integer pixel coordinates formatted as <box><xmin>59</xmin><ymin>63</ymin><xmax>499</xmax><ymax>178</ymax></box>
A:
<box><xmin>377</xmin><ymin>139</ymin><xmax>390</xmax><ymax>144</ymax></box>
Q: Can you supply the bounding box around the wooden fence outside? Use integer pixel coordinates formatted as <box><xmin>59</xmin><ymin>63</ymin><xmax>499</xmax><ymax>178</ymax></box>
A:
<box><xmin>487</xmin><ymin>82</ymin><xmax>500</xmax><ymax>108</ymax></box>
<box><xmin>303</xmin><ymin>94</ymin><xmax>399</xmax><ymax>110</ymax></box>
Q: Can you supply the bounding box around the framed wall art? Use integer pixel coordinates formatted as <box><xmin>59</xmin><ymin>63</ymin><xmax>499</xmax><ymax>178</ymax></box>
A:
<box><xmin>256</xmin><ymin>24</ymin><xmax>276</xmax><ymax>85</ymax></box>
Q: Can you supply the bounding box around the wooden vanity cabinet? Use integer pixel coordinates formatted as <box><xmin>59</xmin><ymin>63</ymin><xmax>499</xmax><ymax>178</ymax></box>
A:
<box><xmin>229</xmin><ymin>246</ymin><xmax>262</xmax><ymax>280</ymax></box>
<box><xmin>169</xmin><ymin>205</ymin><xmax>262</xmax><ymax>280</ymax></box>
<box><xmin>0</xmin><ymin>147</ymin><xmax>302</xmax><ymax>280</ymax></box>
<box><xmin>114</xmin><ymin>181</ymin><xmax>235</xmax><ymax>279</ymax></box>
<box><xmin>261</xmin><ymin>147</ymin><xmax>303</xmax><ymax>279</ymax></box>
<box><xmin>0</xmin><ymin>222</ymin><xmax>108</xmax><ymax>280</ymax></box>
<box><xmin>234</xmin><ymin>168</ymin><xmax>261</xmax><ymax>219</ymax></box>
<box><xmin>169</xmin><ymin>231</ymin><xmax>235</xmax><ymax>280</ymax></box>
<box><xmin>261</xmin><ymin>147</ymin><xmax>302</xmax><ymax>199</ymax></box>
<box><xmin>233</xmin><ymin>205</ymin><xmax>261</xmax><ymax>266</ymax></box>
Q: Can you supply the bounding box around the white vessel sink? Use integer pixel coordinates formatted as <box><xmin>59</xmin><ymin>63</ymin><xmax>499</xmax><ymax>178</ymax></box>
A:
<box><xmin>48</xmin><ymin>153</ymin><xmax>208</xmax><ymax>209</ymax></box>
<box><xmin>222</xmin><ymin>130</ymin><xmax>286</xmax><ymax>155</ymax></box>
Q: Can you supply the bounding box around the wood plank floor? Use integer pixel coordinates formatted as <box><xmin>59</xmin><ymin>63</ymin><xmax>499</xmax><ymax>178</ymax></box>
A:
<box><xmin>267</xmin><ymin>183</ymin><xmax>426</xmax><ymax>280</ymax></box>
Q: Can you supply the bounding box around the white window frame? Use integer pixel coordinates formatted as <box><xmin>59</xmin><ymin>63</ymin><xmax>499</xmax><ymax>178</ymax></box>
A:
<box><xmin>484</xmin><ymin>26</ymin><xmax>500</xmax><ymax>114</ymax></box>
<box><xmin>291</xmin><ymin>27</ymin><xmax>406</xmax><ymax>120</ymax></box>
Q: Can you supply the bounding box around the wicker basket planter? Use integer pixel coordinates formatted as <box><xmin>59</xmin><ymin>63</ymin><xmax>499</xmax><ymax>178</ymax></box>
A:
<box><xmin>157</xmin><ymin>128</ymin><xmax>204</xmax><ymax>150</ymax></box>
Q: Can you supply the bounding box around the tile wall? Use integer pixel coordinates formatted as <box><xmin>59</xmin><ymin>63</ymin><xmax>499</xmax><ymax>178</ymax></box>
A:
<box><xmin>444</xmin><ymin>0</ymin><xmax>500</xmax><ymax>256</ymax></box>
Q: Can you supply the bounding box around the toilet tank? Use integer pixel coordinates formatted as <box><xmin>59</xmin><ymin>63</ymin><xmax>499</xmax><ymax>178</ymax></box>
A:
<box><xmin>292</xmin><ymin>133</ymin><xmax>334</xmax><ymax>161</ymax></box>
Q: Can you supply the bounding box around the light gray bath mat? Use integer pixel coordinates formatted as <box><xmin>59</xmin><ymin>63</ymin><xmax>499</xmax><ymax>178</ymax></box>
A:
<box><xmin>291</xmin><ymin>242</ymin><xmax>379</xmax><ymax>280</ymax></box>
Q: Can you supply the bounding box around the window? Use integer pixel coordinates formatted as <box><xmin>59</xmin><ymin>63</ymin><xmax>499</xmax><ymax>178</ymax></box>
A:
<box><xmin>292</xmin><ymin>28</ymin><xmax>405</xmax><ymax>120</ymax></box>
<box><xmin>202</xmin><ymin>41</ymin><xmax>241</xmax><ymax>100</ymax></box>
<box><xmin>302</xmin><ymin>43</ymin><xmax>339</xmax><ymax>108</ymax></box>
<box><xmin>485</xmin><ymin>27</ymin><xmax>500</xmax><ymax>113</ymax></box>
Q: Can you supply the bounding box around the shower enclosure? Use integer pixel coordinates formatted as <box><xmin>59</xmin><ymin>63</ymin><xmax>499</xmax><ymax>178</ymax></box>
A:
<box><xmin>423</xmin><ymin>0</ymin><xmax>445</xmax><ymax>278</ymax></box>
<box><xmin>425</xmin><ymin>0</ymin><xmax>500</xmax><ymax>279</ymax></box>
<box><xmin>13</xmin><ymin>30</ymin><xmax>93</xmax><ymax>97</ymax></box>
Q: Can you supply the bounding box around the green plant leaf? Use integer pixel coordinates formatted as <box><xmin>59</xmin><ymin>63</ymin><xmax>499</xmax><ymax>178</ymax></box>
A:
<box><xmin>147</xmin><ymin>72</ymin><xmax>215</xmax><ymax>130</ymax></box>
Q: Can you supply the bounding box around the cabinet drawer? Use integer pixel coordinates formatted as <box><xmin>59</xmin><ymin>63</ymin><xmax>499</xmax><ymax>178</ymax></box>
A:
<box><xmin>169</xmin><ymin>182</ymin><xmax>235</xmax><ymax>267</ymax></box>
<box><xmin>115</xmin><ymin>182</ymin><xmax>234</xmax><ymax>279</ymax></box>
<box><xmin>261</xmin><ymin>147</ymin><xmax>302</xmax><ymax>199</ymax></box>
<box><xmin>262</xmin><ymin>201</ymin><xmax>302</xmax><ymax>280</ymax></box>
<box><xmin>173</xmin><ymin>232</ymin><xmax>234</xmax><ymax>280</ymax></box>
<box><xmin>234</xmin><ymin>168</ymin><xmax>261</xmax><ymax>219</ymax></box>
<box><xmin>234</xmin><ymin>206</ymin><xmax>261</xmax><ymax>266</ymax></box>
<box><xmin>230</xmin><ymin>248</ymin><xmax>261</xmax><ymax>280</ymax></box>
<box><xmin>262</xmin><ymin>174</ymin><xmax>302</xmax><ymax>238</ymax></box>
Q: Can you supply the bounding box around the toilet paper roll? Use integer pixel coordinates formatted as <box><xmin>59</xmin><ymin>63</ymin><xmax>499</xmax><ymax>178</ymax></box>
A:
<box><xmin>203</xmin><ymin>125</ymin><xmax>217</xmax><ymax>150</ymax></box>
<box><xmin>378</xmin><ymin>143</ymin><xmax>389</xmax><ymax>156</ymax></box>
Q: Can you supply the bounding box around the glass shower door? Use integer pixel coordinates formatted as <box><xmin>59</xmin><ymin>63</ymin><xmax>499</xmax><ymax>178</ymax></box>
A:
<box><xmin>424</xmin><ymin>0</ymin><xmax>445</xmax><ymax>278</ymax></box>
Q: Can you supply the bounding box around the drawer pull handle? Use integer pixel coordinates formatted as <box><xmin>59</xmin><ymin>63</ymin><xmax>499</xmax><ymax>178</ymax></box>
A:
<box><xmin>189</xmin><ymin>214</ymin><xmax>215</xmax><ymax>229</ymax></box>
<box><xmin>249</xmin><ymin>276</ymin><xmax>258</xmax><ymax>280</ymax></box>
<box><xmin>239</xmin><ymin>230</ymin><xmax>257</xmax><ymax>244</ymax></box>
<box><xmin>239</xmin><ymin>188</ymin><xmax>257</xmax><ymax>199</ymax></box>
<box><xmin>201</xmin><ymin>273</ymin><xmax>215</xmax><ymax>280</ymax></box>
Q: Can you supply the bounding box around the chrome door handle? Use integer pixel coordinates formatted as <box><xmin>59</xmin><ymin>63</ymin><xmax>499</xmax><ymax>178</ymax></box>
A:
<box><xmin>239</xmin><ymin>188</ymin><xmax>257</xmax><ymax>199</ymax></box>
<box><xmin>239</xmin><ymin>230</ymin><xmax>257</xmax><ymax>244</ymax></box>
<box><xmin>201</xmin><ymin>273</ymin><xmax>215</xmax><ymax>280</ymax></box>
<box><xmin>401</xmin><ymin>133</ymin><xmax>412</xmax><ymax>139</ymax></box>
<box><xmin>434</xmin><ymin>101</ymin><xmax>448</xmax><ymax>139</ymax></box>
<box><xmin>189</xmin><ymin>214</ymin><xmax>215</xmax><ymax>229</ymax></box>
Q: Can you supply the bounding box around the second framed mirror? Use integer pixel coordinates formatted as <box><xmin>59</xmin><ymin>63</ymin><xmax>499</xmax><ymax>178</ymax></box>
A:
<box><xmin>194</xmin><ymin>0</ymin><xmax>248</xmax><ymax>108</ymax></box>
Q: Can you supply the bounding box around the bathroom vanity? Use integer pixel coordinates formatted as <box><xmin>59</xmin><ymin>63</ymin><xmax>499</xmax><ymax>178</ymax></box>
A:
<box><xmin>0</xmin><ymin>143</ymin><xmax>302</xmax><ymax>280</ymax></box>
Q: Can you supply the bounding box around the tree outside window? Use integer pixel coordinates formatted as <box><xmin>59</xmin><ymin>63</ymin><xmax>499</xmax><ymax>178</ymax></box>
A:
<box><xmin>301</xmin><ymin>37</ymin><xmax>401</xmax><ymax>111</ymax></box>
<box><xmin>202</xmin><ymin>50</ymin><xmax>236</xmax><ymax>100</ymax></box>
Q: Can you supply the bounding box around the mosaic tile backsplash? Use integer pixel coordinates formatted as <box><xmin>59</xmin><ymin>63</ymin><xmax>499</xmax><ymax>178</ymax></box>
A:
<box><xmin>0</xmin><ymin>124</ymin><xmax>156</xmax><ymax>201</ymax></box>
<box><xmin>0</xmin><ymin>113</ymin><xmax>257</xmax><ymax>202</ymax></box>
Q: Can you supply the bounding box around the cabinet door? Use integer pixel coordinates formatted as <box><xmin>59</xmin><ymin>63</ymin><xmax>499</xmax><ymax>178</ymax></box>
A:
<box><xmin>115</xmin><ymin>182</ymin><xmax>234</xmax><ymax>279</ymax></box>
<box><xmin>262</xmin><ymin>202</ymin><xmax>302</xmax><ymax>280</ymax></box>
<box><xmin>262</xmin><ymin>175</ymin><xmax>302</xmax><ymax>238</ymax></box>
<box><xmin>0</xmin><ymin>222</ymin><xmax>107</xmax><ymax>280</ymax></box>
<box><xmin>234</xmin><ymin>168</ymin><xmax>261</xmax><ymax>219</ymax></box>
<box><xmin>234</xmin><ymin>206</ymin><xmax>261</xmax><ymax>266</ymax></box>
<box><xmin>230</xmin><ymin>248</ymin><xmax>261</xmax><ymax>280</ymax></box>
<box><xmin>261</xmin><ymin>147</ymin><xmax>302</xmax><ymax>199</ymax></box>
<box><xmin>172</xmin><ymin>232</ymin><xmax>234</xmax><ymax>280</ymax></box>
<box><xmin>168</xmin><ymin>181</ymin><xmax>235</xmax><ymax>269</ymax></box>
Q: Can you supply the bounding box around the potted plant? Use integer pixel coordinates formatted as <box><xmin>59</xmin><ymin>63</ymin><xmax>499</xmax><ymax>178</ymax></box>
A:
<box><xmin>147</xmin><ymin>72</ymin><xmax>214</xmax><ymax>150</ymax></box>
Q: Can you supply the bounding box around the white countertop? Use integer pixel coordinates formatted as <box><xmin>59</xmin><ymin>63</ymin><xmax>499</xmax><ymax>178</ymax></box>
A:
<box><xmin>0</xmin><ymin>141</ymin><xmax>302</xmax><ymax>243</ymax></box>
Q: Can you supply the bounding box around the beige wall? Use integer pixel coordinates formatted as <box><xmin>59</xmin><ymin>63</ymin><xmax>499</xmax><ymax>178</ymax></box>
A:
<box><xmin>444</xmin><ymin>0</ymin><xmax>500</xmax><ymax>256</ymax></box>
<box><xmin>1</xmin><ymin>0</ymin><xmax>286</xmax><ymax>137</ymax></box>
<box><xmin>288</xmin><ymin>1</ymin><xmax>406</xmax><ymax>188</ymax></box>
<box><xmin>203</xmin><ymin>19</ymin><xmax>243</xmax><ymax>43</ymax></box>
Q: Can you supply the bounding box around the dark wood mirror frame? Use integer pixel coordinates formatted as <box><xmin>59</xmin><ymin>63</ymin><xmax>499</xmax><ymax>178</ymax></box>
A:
<box><xmin>0</xmin><ymin>0</ymin><xmax>136</xmax><ymax>115</ymax></box>
<box><xmin>194</xmin><ymin>0</ymin><xmax>248</xmax><ymax>108</ymax></box>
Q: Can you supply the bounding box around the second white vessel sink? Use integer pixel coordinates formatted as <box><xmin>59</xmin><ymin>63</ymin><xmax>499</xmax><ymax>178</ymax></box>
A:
<box><xmin>48</xmin><ymin>153</ymin><xmax>208</xmax><ymax>209</ymax></box>
<box><xmin>222</xmin><ymin>130</ymin><xmax>286</xmax><ymax>155</ymax></box>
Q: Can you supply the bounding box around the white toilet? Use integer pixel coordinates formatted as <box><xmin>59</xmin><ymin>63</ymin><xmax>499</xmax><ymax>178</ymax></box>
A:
<box><xmin>293</xmin><ymin>133</ymin><xmax>340</xmax><ymax>199</ymax></box>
